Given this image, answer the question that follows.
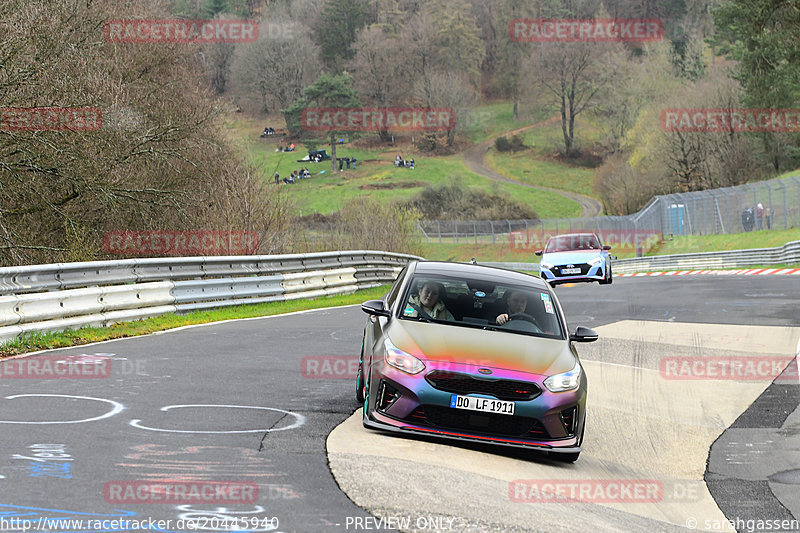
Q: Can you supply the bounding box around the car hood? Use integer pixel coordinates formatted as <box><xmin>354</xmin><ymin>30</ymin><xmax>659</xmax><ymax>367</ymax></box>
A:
<box><xmin>542</xmin><ymin>250</ymin><xmax>602</xmax><ymax>265</ymax></box>
<box><xmin>386</xmin><ymin>319</ymin><xmax>575</xmax><ymax>376</ymax></box>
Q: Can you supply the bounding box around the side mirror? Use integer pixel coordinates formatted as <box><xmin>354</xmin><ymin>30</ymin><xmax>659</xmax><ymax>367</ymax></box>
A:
<box><xmin>361</xmin><ymin>300</ymin><xmax>391</xmax><ymax>317</ymax></box>
<box><xmin>602</xmin><ymin>245</ymin><xmax>611</xmax><ymax>251</ymax></box>
<box><xmin>570</xmin><ymin>326</ymin><xmax>598</xmax><ymax>343</ymax></box>
<box><xmin>534</xmin><ymin>250</ymin><xmax>543</xmax><ymax>256</ymax></box>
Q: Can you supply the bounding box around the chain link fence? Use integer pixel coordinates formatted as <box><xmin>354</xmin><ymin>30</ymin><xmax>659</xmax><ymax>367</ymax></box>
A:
<box><xmin>418</xmin><ymin>174</ymin><xmax>800</xmax><ymax>252</ymax></box>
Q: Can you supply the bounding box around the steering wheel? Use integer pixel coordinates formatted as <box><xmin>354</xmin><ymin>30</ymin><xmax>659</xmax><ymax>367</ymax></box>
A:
<box><xmin>499</xmin><ymin>313</ymin><xmax>542</xmax><ymax>333</ymax></box>
<box><xmin>507</xmin><ymin>312</ymin><xmax>537</xmax><ymax>324</ymax></box>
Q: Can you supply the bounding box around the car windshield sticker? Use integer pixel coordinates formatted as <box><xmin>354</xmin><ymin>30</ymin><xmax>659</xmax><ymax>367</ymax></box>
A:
<box><xmin>541</xmin><ymin>293</ymin><xmax>554</xmax><ymax>314</ymax></box>
<box><xmin>475</xmin><ymin>291</ymin><xmax>486</xmax><ymax>298</ymax></box>
<box><xmin>403</xmin><ymin>306</ymin><xmax>415</xmax><ymax>315</ymax></box>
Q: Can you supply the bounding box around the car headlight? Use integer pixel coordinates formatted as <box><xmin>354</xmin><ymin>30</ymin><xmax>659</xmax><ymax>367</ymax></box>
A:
<box><xmin>384</xmin><ymin>338</ymin><xmax>425</xmax><ymax>374</ymax></box>
<box><xmin>544</xmin><ymin>362</ymin><xmax>582</xmax><ymax>392</ymax></box>
<box><xmin>540</xmin><ymin>262</ymin><xmax>554</xmax><ymax>270</ymax></box>
<box><xmin>588</xmin><ymin>257</ymin><xmax>603</xmax><ymax>266</ymax></box>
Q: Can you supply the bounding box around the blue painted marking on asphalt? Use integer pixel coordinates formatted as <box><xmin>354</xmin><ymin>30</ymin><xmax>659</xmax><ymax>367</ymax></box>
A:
<box><xmin>28</xmin><ymin>461</ymin><xmax>71</xmax><ymax>478</ymax></box>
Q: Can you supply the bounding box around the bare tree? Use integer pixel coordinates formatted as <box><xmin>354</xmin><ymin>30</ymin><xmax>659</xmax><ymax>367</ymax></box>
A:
<box><xmin>414</xmin><ymin>71</ymin><xmax>478</xmax><ymax>147</ymax></box>
<box><xmin>348</xmin><ymin>25</ymin><xmax>410</xmax><ymax>141</ymax></box>
<box><xmin>230</xmin><ymin>18</ymin><xmax>321</xmax><ymax>113</ymax></box>
<box><xmin>0</xmin><ymin>0</ymin><xmax>293</xmax><ymax>265</ymax></box>
<box><xmin>524</xmin><ymin>39</ymin><xmax>618</xmax><ymax>157</ymax></box>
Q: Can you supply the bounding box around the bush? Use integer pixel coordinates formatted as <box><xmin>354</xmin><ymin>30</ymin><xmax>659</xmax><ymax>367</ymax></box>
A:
<box><xmin>495</xmin><ymin>135</ymin><xmax>526</xmax><ymax>152</ymax></box>
<box><xmin>333</xmin><ymin>197</ymin><xmax>423</xmax><ymax>255</ymax></box>
<box><xmin>405</xmin><ymin>181</ymin><xmax>537</xmax><ymax>220</ymax></box>
<box><xmin>415</xmin><ymin>133</ymin><xmax>442</xmax><ymax>153</ymax></box>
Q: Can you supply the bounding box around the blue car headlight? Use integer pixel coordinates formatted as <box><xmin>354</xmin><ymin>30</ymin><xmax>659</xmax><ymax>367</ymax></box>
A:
<box><xmin>544</xmin><ymin>362</ymin><xmax>582</xmax><ymax>392</ymax></box>
<box><xmin>384</xmin><ymin>339</ymin><xmax>425</xmax><ymax>375</ymax></box>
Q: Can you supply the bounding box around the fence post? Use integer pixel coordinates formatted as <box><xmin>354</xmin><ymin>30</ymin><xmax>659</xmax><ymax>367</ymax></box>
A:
<box><xmin>794</xmin><ymin>178</ymin><xmax>800</xmax><ymax>228</ymax></box>
<box><xmin>768</xmin><ymin>185</ymin><xmax>773</xmax><ymax>230</ymax></box>
<box><xmin>780</xmin><ymin>181</ymin><xmax>787</xmax><ymax>229</ymax></box>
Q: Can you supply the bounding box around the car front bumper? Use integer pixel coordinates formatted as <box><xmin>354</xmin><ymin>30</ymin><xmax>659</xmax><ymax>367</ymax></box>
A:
<box><xmin>364</xmin><ymin>361</ymin><xmax>586</xmax><ymax>453</ymax></box>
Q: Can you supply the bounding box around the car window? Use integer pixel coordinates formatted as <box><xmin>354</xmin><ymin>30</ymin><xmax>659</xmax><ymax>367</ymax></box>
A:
<box><xmin>399</xmin><ymin>274</ymin><xmax>563</xmax><ymax>339</ymax></box>
<box><xmin>384</xmin><ymin>265</ymin><xmax>408</xmax><ymax>307</ymax></box>
<box><xmin>545</xmin><ymin>234</ymin><xmax>600</xmax><ymax>252</ymax></box>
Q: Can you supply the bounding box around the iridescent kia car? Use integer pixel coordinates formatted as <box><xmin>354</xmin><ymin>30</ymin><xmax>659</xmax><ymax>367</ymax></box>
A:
<box><xmin>536</xmin><ymin>233</ymin><xmax>613</xmax><ymax>285</ymax></box>
<box><xmin>356</xmin><ymin>261</ymin><xmax>597</xmax><ymax>462</ymax></box>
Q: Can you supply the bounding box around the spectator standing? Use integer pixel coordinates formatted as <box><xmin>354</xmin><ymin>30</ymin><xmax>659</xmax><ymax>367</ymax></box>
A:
<box><xmin>756</xmin><ymin>203</ymin><xmax>764</xmax><ymax>230</ymax></box>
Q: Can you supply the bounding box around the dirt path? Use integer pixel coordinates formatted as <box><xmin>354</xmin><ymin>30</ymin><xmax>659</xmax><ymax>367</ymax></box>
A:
<box><xmin>463</xmin><ymin>116</ymin><xmax>603</xmax><ymax>217</ymax></box>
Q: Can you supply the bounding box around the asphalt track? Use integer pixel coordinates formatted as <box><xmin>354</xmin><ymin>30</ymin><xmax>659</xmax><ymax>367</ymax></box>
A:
<box><xmin>0</xmin><ymin>276</ymin><xmax>798</xmax><ymax>533</ymax></box>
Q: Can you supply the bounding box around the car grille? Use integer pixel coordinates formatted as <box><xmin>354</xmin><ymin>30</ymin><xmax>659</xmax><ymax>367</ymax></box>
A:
<box><xmin>402</xmin><ymin>406</ymin><xmax>549</xmax><ymax>438</ymax></box>
<box><xmin>554</xmin><ymin>264</ymin><xmax>591</xmax><ymax>277</ymax></box>
<box><xmin>425</xmin><ymin>371</ymin><xmax>541</xmax><ymax>401</ymax></box>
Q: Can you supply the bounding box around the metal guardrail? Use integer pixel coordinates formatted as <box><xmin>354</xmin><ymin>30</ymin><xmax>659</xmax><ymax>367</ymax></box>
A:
<box><xmin>481</xmin><ymin>240</ymin><xmax>800</xmax><ymax>275</ymax></box>
<box><xmin>0</xmin><ymin>251</ymin><xmax>421</xmax><ymax>346</ymax></box>
<box><xmin>611</xmin><ymin>240</ymin><xmax>800</xmax><ymax>274</ymax></box>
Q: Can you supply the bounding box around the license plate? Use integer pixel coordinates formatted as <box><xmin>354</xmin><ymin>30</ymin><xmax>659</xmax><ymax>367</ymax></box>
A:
<box><xmin>561</xmin><ymin>267</ymin><xmax>581</xmax><ymax>274</ymax></box>
<box><xmin>450</xmin><ymin>395</ymin><xmax>515</xmax><ymax>415</ymax></box>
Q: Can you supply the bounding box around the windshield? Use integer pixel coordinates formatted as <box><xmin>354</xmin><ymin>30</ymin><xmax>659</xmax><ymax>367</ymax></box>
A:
<box><xmin>399</xmin><ymin>275</ymin><xmax>564</xmax><ymax>339</ymax></box>
<box><xmin>545</xmin><ymin>234</ymin><xmax>601</xmax><ymax>253</ymax></box>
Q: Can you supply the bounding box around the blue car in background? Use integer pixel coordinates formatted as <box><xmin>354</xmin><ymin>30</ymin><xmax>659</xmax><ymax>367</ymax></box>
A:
<box><xmin>535</xmin><ymin>233</ymin><xmax>613</xmax><ymax>285</ymax></box>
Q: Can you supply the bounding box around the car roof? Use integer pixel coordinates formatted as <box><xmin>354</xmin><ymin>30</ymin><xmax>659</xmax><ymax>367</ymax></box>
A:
<box><xmin>548</xmin><ymin>232</ymin><xmax>598</xmax><ymax>239</ymax></box>
<box><xmin>412</xmin><ymin>261</ymin><xmax>550</xmax><ymax>289</ymax></box>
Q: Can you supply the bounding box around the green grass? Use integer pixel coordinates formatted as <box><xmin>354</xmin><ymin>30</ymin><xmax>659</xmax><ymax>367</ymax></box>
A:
<box><xmin>484</xmin><ymin>116</ymin><xmax>603</xmax><ymax>198</ymax></box>
<box><xmin>461</xmin><ymin>102</ymin><xmax>553</xmax><ymax>143</ymax></box>
<box><xmin>229</xmin><ymin>116</ymin><xmax>581</xmax><ymax>218</ymax></box>
<box><xmin>0</xmin><ymin>285</ymin><xmax>391</xmax><ymax>357</ymax></box>
<box><xmin>486</xmin><ymin>149</ymin><xmax>598</xmax><ymax>197</ymax></box>
<box><xmin>649</xmin><ymin>228</ymin><xmax>800</xmax><ymax>256</ymax></box>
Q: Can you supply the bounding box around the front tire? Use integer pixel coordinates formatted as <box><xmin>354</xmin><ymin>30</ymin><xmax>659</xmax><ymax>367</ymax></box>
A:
<box><xmin>356</xmin><ymin>342</ymin><xmax>366</xmax><ymax>403</ymax></box>
<box><xmin>599</xmin><ymin>265</ymin><xmax>612</xmax><ymax>285</ymax></box>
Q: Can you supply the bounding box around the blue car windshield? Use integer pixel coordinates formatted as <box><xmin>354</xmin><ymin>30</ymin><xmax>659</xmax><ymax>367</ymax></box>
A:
<box><xmin>399</xmin><ymin>276</ymin><xmax>564</xmax><ymax>339</ymax></box>
<box><xmin>545</xmin><ymin>234</ymin><xmax>601</xmax><ymax>252</ymax></box>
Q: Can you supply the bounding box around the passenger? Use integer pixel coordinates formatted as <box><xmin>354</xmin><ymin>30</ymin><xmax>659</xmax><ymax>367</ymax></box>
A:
<box><xmin>406</xmin><ymin>281</ymin><xmax>454</xmax><ymax>321</ymax></box>
<box><xmin>495</xmin><ymin>290</ymin><xmax>530</xmax><ymax>325</ymax></box>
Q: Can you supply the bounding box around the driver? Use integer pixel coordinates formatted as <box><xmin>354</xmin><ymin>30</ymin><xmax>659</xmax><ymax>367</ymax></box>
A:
<box><xmin>407</xmin><ymin>281</ymin><xmax>454</xmax><ymax>321</ymax></box>
<box><xmin>495</xmin><ymin>290</ymin><xmax>530</xmax><ymax>325</ymax></box>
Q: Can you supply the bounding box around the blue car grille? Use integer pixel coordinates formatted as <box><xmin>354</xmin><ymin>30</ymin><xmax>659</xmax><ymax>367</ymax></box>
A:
<box><xmin>554</xmin><ymin>263</ymin><xmax>592</xmax><ymax>277</ymax></box>
<box><xmin>425</xmin><ymin>371</ymin><xmax>542</xmax><ymax>401</ymax></box>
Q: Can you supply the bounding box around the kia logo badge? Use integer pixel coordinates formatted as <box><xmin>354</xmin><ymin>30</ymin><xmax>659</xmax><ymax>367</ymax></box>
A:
<box><xmin>478</xmin><ymin>368</ymin><xmax>492</xmax><ymax>375</ymax></box>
